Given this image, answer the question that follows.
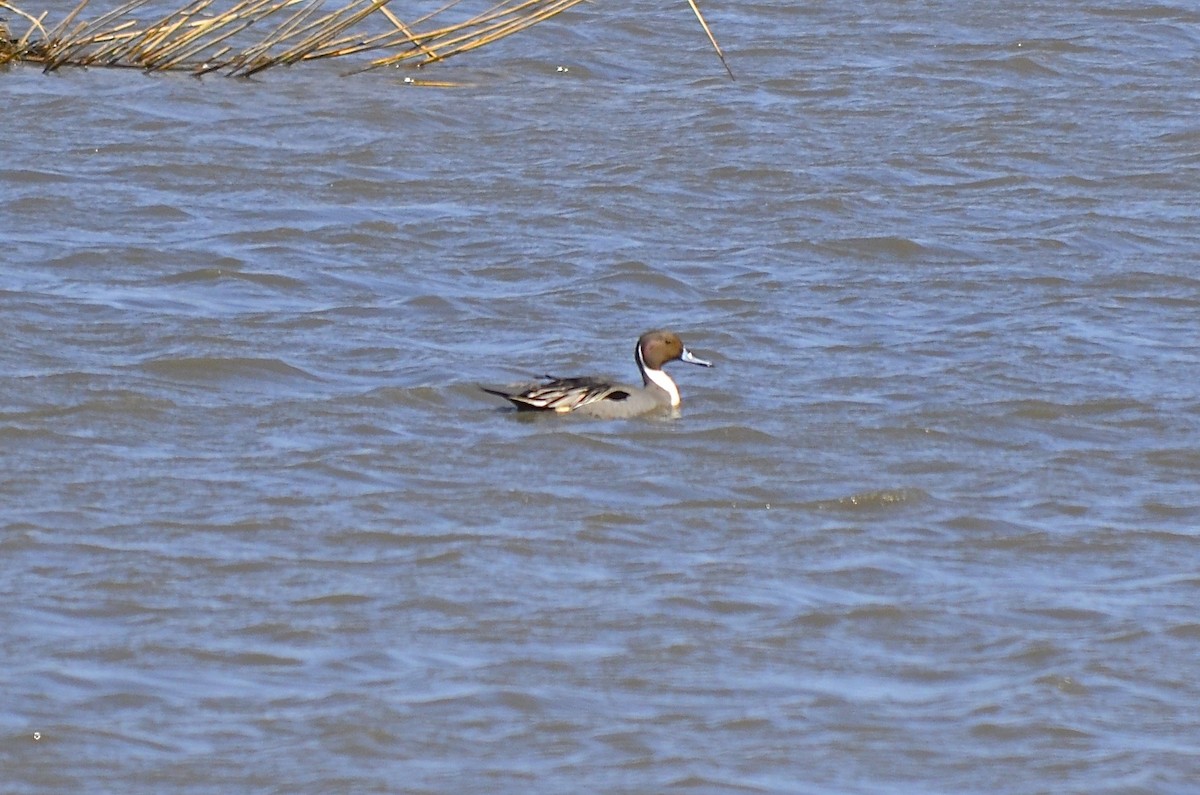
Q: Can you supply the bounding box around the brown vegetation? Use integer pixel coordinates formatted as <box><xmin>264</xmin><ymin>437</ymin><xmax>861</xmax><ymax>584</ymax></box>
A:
<box><xmin>0</xmin><ymin>0</ymin><xmax>731</xmax><ymax>78</ymax></box>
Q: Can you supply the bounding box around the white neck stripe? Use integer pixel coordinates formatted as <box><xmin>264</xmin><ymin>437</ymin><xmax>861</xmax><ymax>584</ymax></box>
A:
<box><xmin>644</xmin><ymin>366</ymin><xmax>681</xmax><ymax>406</ymax></box>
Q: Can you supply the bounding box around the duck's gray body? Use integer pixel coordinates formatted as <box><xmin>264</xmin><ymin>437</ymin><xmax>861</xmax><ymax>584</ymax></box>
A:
<box><xmin>482</xmin><ymin>330</ymin><xmax>712</xmax><ymax>418</ymax></box>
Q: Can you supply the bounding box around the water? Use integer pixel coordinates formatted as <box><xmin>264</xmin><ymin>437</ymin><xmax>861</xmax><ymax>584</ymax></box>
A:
<box><xmin>4</xmin><ymin>1</ymin><xmax>1200</xmax><ymax>792</ymax></box>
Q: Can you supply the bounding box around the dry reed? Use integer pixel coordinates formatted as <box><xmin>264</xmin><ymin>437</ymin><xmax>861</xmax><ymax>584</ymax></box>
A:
<box><xmin>1</xmin><ymin>0</ymin><xmax>733</xmax><ymax>77</ymax></box>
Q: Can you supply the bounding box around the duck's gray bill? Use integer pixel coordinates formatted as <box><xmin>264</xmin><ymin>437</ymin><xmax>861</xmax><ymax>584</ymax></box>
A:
<box><xmin>681</xmin><ymin>348</ymin><xmax>713</xmax><ymax>367</ymax></box>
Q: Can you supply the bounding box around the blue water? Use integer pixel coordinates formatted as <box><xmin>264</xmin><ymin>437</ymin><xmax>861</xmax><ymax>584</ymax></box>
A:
<box><xmin>3</xmin><ymin>1</ymin><xmax>1200</xmax><ymax>792</ymax></box>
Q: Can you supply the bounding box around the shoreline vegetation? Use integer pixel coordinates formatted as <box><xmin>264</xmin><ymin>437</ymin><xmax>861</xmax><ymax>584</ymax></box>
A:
<box><xmin>0</xmin><ymin>0</ymin><xmax>732</xmax><ymax>78</ymax></box>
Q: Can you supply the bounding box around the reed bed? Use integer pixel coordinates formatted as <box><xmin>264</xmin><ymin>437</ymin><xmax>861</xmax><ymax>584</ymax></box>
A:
<box><xmin>1</xmin><ymin>0</ymin><xmax>732</xmax><ymax>77</ymax></box>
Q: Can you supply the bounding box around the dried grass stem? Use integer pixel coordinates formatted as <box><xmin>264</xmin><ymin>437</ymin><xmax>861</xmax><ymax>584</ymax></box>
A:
<box><xmin>1</xmin><ymin>0</ymin><xmax>733</xmax><ymax>78</ymax></box>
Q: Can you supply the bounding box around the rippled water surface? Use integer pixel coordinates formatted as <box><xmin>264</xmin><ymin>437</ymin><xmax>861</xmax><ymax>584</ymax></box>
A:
<box><xmin>4</xmin><ymin>1</ymin><xmax>1200</xmax><ymax>792</ymax></box>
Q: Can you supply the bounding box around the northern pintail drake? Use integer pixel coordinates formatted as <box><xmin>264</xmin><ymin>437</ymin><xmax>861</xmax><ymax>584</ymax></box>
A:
<box><xmin>482</xmin><ymin>330</ymin><xmax>713</xmax><ymax>418</ymax></box>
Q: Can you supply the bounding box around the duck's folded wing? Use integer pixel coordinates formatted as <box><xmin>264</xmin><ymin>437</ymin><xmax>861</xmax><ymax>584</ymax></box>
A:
<box><xmin>484</xmin><ymin>376</ymin><xmax>628</xmax><ymax>412</ymax></box>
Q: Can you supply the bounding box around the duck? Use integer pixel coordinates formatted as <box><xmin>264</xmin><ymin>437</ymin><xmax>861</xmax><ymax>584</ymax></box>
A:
<box><xmin>481</xmin><ymin>330</ymin><xmax>713</xmax><ymax>418</ymax></box>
